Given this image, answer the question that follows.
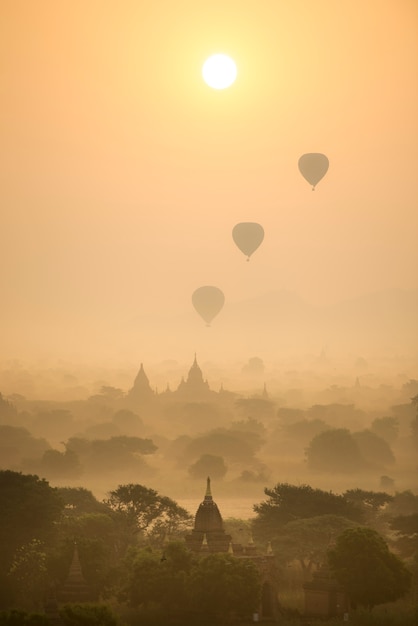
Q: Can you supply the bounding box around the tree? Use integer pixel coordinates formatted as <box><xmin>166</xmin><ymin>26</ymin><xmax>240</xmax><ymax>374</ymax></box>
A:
<box><xmin>370</xmin><ymin>416</ymin><xmax>399</xmax><ymax>443</ymax></box>
<box><xmin>189</xmin><ymin>553</ymin><xmax>261</xmax><ymax>621</ymax></box>
<box><xmin>0</xmin><ymin>471</ymin><xmax>63</xmax><ymax>609</ymax></box>
<box><xmin>352</xmin><ymin>429</ymin><xmax>395</xmax><ymax>468</ymax></box>
<box><xmin>39</xmin><ymin>448</ymin><xmax>82</xmax><ymax>479</ymax></box>
<box><xmin>281</xmin><ymin>419</ymin><xmax>330</xmax><ymax>445</ymax></box>
<box><xmin>328</xmin><ymin>527</ymin><xmax>411</xmax><ymax>610</ymax></box>
<box><xmin>252</xmin><ymin>483</ymin><xmax>362</xmax><ymax>540</ymax></box>
<box><xmin>48</xmin><ymin>489</ymin><xmax>118</xmax><ymax>597</ymax></box>
<box><xmin>0</xmin><ymin>610</ymin><xmax>50</xmax><ymax>625</ymax></box>
<box><xmin>305</xmin><ymin>428</ymin><xmax>367</xmax><ymax>473</ymax></box>
<box><xmin>270</xmin><ymin>515</ymin><xmax>358</xmax><ymax>578</ymax></box>
<box><xmin>0</xmin><ymin>471</ymin><xmax>63</xmax><ymax>573</ymax></box>
<box><xmin>59</xmin><ymin>603</ymin><xmax>118</xmax><ymax>626</ymax></box>
<box><xmin>188</xmin><ymin>454</ymin><xmax>227</xmax><ymax>480</ymax></box>
<box><xmin>0</xmin><ymin>393</ymin><xmax>18</xmax><ymax>421</ymax></box>
<box><xmin>8</xmin><ymin>540</ymin><xmax>47</xmax><ymax>611</ymax></box>
<box><xmin>106</xmin><ymin>484</ymin><xmax>192</xmax><ymax>543</ymax></box>
<box><xmin>57</xmin><ymin>487</ymin><xmax>110</xmax><ymax>516</ymax></box>
<box><xmin>0</xmin><ymin>426</ymin><xmax>50</xmax><ymax>470</ymax></box>
<box><xmin>343</xmin><ymin>488</ymin><xmax>393</xmax><ymax>527</ymax></box>
<box><xmin>389</xmin><ymin>514</ymin><xmax>418</xmax><ymax>560</ymax></box>
<box><xmin>235</xmin><ymin>397</ymin><xmax>276</xmax><ymax>419</ymax></box>
<box><xmin>111</xmin><ymin>409</ymin><xmax>144</xmax><ymax>435</ymax></box>
<box><xmin>123</xmin><ymin>548</ymin><xmax>162</xmax><ymax>608</ymax></box>
<box><xmin>123</xmin><ymin>542</ymin><xmax>193</xmax><ymax>612</ymax></box>
<box><xmin>66</xmin><ymin>436</ymin><xmax>157</xmax><ymax>475</ymax></box>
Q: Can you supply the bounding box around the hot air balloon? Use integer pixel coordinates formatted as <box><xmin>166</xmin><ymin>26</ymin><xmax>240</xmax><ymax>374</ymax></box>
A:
<box><xmin>192</xmin><ymin>286</ymin><xmax>225</xmax><ymax>326</ymax></box>
<box><xmin>232</xmin><ymin>222</ymin><xmax>264</xmax><ymax>261</ymax></box>
<box><xmin>298</xmin><ymin>153</ymin><xmax>329</xmax><ymax>190</ymax></box>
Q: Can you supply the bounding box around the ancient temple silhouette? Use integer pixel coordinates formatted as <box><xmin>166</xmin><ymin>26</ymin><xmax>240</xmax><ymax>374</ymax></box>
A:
<box><xmin>303</xmin><ymin>561</ymin><xmax>349</xmax><ymax>619</ymax></box>
<box><xmin>57</xmin><ymin>543</ymin><xmax>93</xmax><ymax>604</ymax></box>
<box><xmin>174</xmin><ymin>354</ymin><xmax>214</xmax><ymax>400</ymax></box>
<box><xmin>127</xmin><ymin>362</ymin><xmax>156</xmax><ymax>404</ymax></box>
<box><xmin>127</xmin><ymin>355</ymin><xmax>236</xmax><ymax>408</ymax></box>
<box><xmin>185</xmin><ymin>477</ymin><xmax>232</xmax><ymax>553</ymax></box>
<box><xmin>185</xmin><ymin>478</ymin><xmax>280</xmax><ymax>621</ymax></box>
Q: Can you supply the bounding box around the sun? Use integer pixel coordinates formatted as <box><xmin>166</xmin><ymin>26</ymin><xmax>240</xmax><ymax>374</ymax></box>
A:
<box><xmin>202</xmin><ymin>54</ymin><xmax>237</xmax><ymax>89</ymax></box>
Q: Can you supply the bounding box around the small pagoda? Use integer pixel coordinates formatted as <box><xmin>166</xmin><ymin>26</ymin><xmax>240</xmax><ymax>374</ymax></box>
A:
<box><xmin>57</xmin><ymin>543</ymin><xmax>94</xmax><ymax>604</ymax></box>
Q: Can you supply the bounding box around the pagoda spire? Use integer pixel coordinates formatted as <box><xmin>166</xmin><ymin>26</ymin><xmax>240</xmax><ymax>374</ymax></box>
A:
<box><xmin>205</xmin><ymin>476</ymin><xmax>212</xmax><ymax>499</ymax></box>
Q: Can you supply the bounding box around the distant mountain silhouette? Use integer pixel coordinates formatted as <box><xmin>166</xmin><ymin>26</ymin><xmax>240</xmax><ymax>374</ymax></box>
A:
<box><xmin>127</xmin><ymin>288</ymin><xmax>418</xmax><ymax>359</ymax></box>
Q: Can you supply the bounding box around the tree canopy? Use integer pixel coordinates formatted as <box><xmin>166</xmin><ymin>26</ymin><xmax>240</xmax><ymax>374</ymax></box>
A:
<box><xmin>328</xmin><ymin>526</ymin><xmax>411</xmax><ymax>609</ymax></box>
<box><xmin>0</xmin><ymin>471</ymin><xmax>63</xmax><ymax>571</ymax></box>
<box><xmin>252</xmin><ymin>482</ymin><xmax>363</xmax><ymax>540</ymax></box>
<box><xmin>106</xmin><ymin>483</ymin><xmax>192</xmax><ymax>543</ymax></box>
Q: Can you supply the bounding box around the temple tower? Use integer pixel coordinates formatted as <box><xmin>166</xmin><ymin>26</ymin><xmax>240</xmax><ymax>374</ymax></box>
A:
<box><xmin>185</xmin><ymin>477</ymin><xmax>232</xmax><ymax>553</ymax></box>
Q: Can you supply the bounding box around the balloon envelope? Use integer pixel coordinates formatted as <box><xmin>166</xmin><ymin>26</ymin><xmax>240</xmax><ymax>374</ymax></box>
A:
<box><xmin>192</xmin><ymin>286</ymin><xmax>225</xmax><ymax>326</ymax></box>
<box><xmin>298</xmin><ymin>153</ymin><xmax>329</xmax><ymax>189</ymax></box>
<box><xmin>232</xmin><ymin>222</ymin><xmax>264</xmax><ymax>260</ymax></box>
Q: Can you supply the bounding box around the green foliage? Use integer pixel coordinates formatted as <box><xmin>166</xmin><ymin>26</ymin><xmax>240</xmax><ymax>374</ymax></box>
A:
<box><xmin>123</xmin><ymin>548</ymin><xmax>163</xmax><ymax>608</ymax></box>
<box><xmin>370</xmin><ymin>416</ymin><xmax>399</xmax><ymax>443</ymax></box>
<box><xmin>121</xmin><ymin>544</ymin><xmax>261</xmax><ymax>622</ymax></box>
<box><xmin>230</xmin><ymin>417</ymin><xmax>266</xmax><ymax>438</ymax></box>
<box><xmin>252</xmin><ymin>482</ymin><xmax>363</xmax><ymax>540</ymax></box>
<box><xmin>59</xmin><ymin>603</ymin><xmax>118</xmax><ymax>626</ymax></box>
<box><xmin>0</xmin><ymin>609</ymin><xmax>50</xmax><ymax>625</ymax></box>
<box><xmin>0</xmin><ymin>426</ymin><xmax>50</xmax><ymax>470</ymax></box>
<box><xmin>66</xmin><ymin>436</ymin><xmax>156</xmax><ymax>475</ymax></box>
<box><xmin>328</xmin><ymin>526</ymin><xmax>411</xmax><ymax>609</ymax></box>
<box><xmin>57</xmin><ymin>487</ymin><xmax>110</xmax><ymax>516</ymax></box>
<box><xmin>411</xmin><ymin>414</ymin><xmax>418</xmax><ymax>449</ymax></box>
<box><xmin>281</xmin><ymin>418</ymin><xmax>331</xmax><ymax>444</ymax></box>
<box><xmin>126</xmin><ymin>543</ymin><xmax>194</xmax><ymax>611</ymax></box>
<box><xmin>44</xmin><ymin>489</ymin><xmax>120</xmax><ymax>598</ymax></box>
<box><xmin>305</xmin><ymin>428</ymin><xmax>368</xmax><ymax>472</ymax></box>
<box><xmin>389</xmin><ymin>513</ymin><xmax>418</xmax><ymax>559</ymax></box>
<box><xmin>0</xmin><ymin>393</ymin><xmax>18</xmax><ymax>420</ymax></box>
<box><xmin>111</xmin><ymin>410</ymin><xmax>144</xmax><ymax>435</ymax></box>
<box><xmin>39</xmin><ymin>448</ymin><xmax>82</xmax><ymax>479</ymax></box>
<box><xmin>8</xmin><ymin>540</ymin><xmax>47</xmax><ymax>611</ymax></box>
<box><xmin>344</xmin><ymin>488</ymin><xmax>393</xmax><ymax>526</ymax></box>
<box><xmin>352</xmin><ymin>429</ymin><xmax>395</xmax><ymax>468</ymax></box>
<box><xmin>344</xmin><ymin>488</ymin><xmax>393</xmax><ymax>511</ymax></box>
<box><xmin>384</xmin><ymin>490</ymin><xmax>418</xmax><ymax>517</ymax></box>
<box><xmin>189</xmin><ymin>552</ymin><xmax>261</xmax><ymax>619</ymax></box>
<box><xmin>106</xmin><ymin>483</ymin><xmax>192</xmax><ymax>541</ymax></box>
<box><xmin>270</xmin><ymin>514</ymin><xmax>358</xmax><ymax>576</ymax></box>
<box><xmin>0</xmin><ymin>471</ymin><xmax>63</xmax><ymax>575</ymax></box>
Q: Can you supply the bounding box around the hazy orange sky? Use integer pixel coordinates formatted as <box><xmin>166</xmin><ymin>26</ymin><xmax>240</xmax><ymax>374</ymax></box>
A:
<box><xmin>1</xmin><ymin>1</ymin><xmax>417</xmax><ymax>365</ymax></box>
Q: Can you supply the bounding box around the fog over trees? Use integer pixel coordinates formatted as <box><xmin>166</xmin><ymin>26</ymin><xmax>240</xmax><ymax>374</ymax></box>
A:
<box><xmin>1</xmin><ymin>356</ymin><xmax>416</xmax><ymax>503</ymax></box>
<box><xmin>0</xmin><ymin>357</ymin><xmax>417</xmax><ymax>623</ymax></box>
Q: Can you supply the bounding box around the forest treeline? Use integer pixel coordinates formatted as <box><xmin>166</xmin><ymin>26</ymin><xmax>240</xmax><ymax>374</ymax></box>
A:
<box><xmin>0</xmin><ymin>470</ymin><xmax>417</xmax><ymax>625</ymax></box>
<box><xmin>0</xmin><ymin>373</ymin><xmax>417</xmax><ymax>623</ymax></box>
<box><xmin>0</xmin><ymin>377</ymin><xmax>417</xmax><ymax>496</ymax></box>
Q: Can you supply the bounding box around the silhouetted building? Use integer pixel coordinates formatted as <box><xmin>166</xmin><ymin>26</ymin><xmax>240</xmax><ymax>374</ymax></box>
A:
<box><xmin>303</xmin><ymin>563</ymin><xmax>349</xmax><ymax>619</ymax></box>
<box><xmin>185</xmin><ymin>477</ymin><xmax>232</xmax><ymax>553</ymax></box>
<box><xmin>174</xmin><ymin>354</ymin><xmax>214</xmax><ymax>400</ymax></box>
<box><xmin>126</xmin><ymin>356</ymin><xmax>239</xmax><ymax>416</ymax></box>
<box><xmin>185</xmin><ymin>478</ymin><xmax>280</xmax><ymax>621</ymax></box>
<box><xmin>57</xmin><ymin>543</ymin><xmax>94</xmax><ymax>604</ymax></box>
<box><xmin>127</xmin><ymin>362</ymin><xmax>156</xmax><ymax>404</ymax></box>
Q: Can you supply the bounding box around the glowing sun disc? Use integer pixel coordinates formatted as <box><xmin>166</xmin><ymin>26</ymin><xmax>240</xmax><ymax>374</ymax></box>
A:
<box><xmin>202</xmin><ymin>54</ymin><xmax>237</xmax><ymax>89</ymax></box>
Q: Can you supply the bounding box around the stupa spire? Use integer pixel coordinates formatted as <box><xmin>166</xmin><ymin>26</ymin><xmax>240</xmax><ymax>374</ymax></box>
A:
<box><xmin>205</xmin><ymin>476</ymin><xmax>212</xmax><ymax>499</ymax></box>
